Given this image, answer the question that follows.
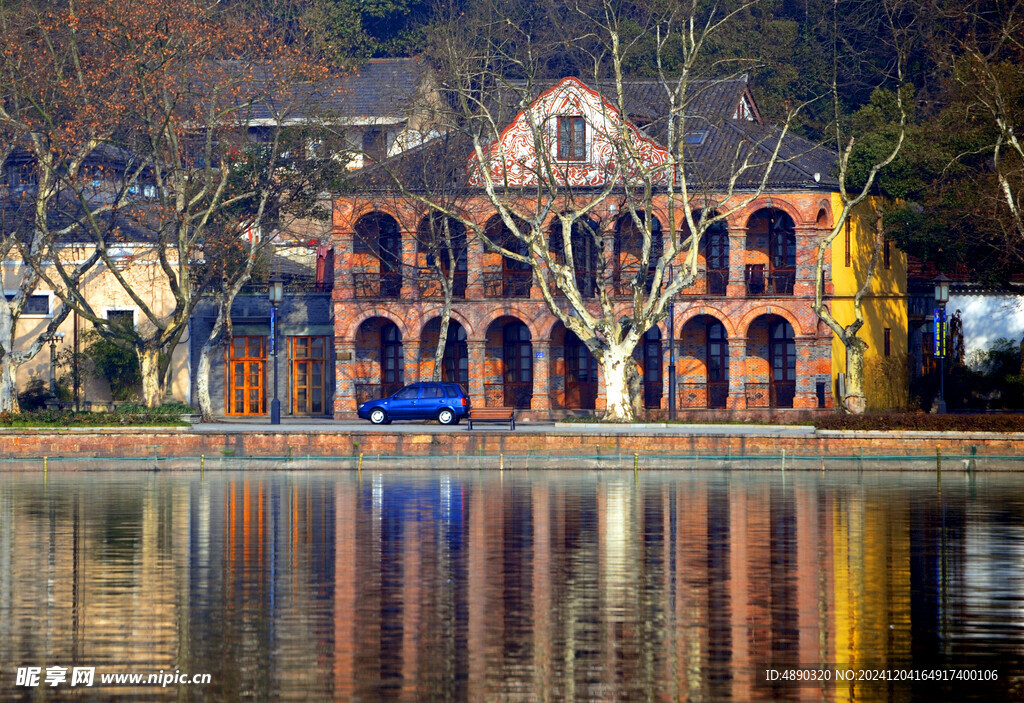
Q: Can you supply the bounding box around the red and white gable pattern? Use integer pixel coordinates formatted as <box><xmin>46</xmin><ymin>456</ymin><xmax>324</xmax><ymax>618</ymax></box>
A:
<box><xmin>467</xmin><ymin>77</ymin><xmax>671</xmax><ymax>188</ymax></box>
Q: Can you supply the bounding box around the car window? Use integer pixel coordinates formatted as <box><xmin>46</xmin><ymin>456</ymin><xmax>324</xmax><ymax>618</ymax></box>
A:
<box><xmin>443</xmin><ymin>384</ymin><xmax>461</xmax><ymax>398</ymax></box>
<box><xmin>394</xmin><ymin>386</ymin><xmax>419</xmax><ymax>400</ymax></box>
<box><xmin>421</xmin><ymin>386</ymin><xmax>443</xmax><ymax>399</ymax></box>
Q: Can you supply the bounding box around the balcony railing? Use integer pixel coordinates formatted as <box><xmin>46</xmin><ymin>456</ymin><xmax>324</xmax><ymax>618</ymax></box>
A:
<box><xmin>354</xmin><ymin>382</ymin><xmax>404</xmax><ymax>405</ymax></box>
<box><xmin>483</xmin><ymin>382</ymin><xmax>532</xmax><ymax>408</ymax></box>
<box><xmin>707</xmin><ymin>270</ymin><xmax>728</xmax><ymax>295</ymax></box>
<box><xmin>678</xmin><ymin>381</ymin><xmax>729</xmax><ymax>409</ymax></box>
<box><xmin>744</xmin><ymin>266</ymin><xmax>795</xmax><ymax>296</ymax></box>
<box><xmin>414</xmin><ymin>268</ymin><xmax>467</xmax><ymax>298</ymax></box>
<box><xmin>612</xmin><ymin>266</ymin><xmax>657</xmax><ymax>297</ymax></box>
<box><xmin>483</xmin><ymin>271</ymin><xmax>532</xmax><ymax>298</ymax></box>
<box><xmin>744</xmin><ymin>381</ymin><xmax>796</xmax><ymax>408</ymax></box>
<box><xmin>353</xmin><ymin>272</ymin><xmax>402</xmax><ymax>299</ymax></box>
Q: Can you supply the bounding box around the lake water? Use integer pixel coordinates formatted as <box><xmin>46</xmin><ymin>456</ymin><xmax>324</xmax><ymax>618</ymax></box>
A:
<box><xmin>1</xmin><ymin>469</ymin><xmax>1022</xmax><ymax>701</ymax></box>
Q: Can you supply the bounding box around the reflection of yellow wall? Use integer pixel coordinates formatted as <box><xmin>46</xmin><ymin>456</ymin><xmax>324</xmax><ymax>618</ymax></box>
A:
<box><xmin>4</xmin><ymin>246</ymin><xmax>190</xmax><ymax>404</ymax></box>
<box><xmin>829</xmin><ymin>196</ymin><xmax>908</xmax><ymax>410</ymax></box>
<box><xmin>831</xmin><ymin>493</ymin><xmax>912</xmax><ymax>702</ymax></box>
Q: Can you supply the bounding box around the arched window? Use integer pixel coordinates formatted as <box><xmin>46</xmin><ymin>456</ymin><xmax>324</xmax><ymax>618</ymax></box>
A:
<box><xmin>696</xmin><ymin>210</ymin><xmax>729</xmax><ymax>295</ymax></box>
<box><xmin>354</xmin><ymin>212</ymin><xmax>402</xmax><ymax>298</ymax></box>
<box><xmin>549</xmin><ymin>217</ymin><xmax>600</xmax><ymax>298</ymax></box>
<box><xmin>485</xmin><ymin>214</ymin><xmax>531</xmax><ymax>297</ymax></box>
<box><xmin>614</xmin><ymin>211</ymin><xmax>662</xmax><ymax>295</ymax></box>
<box><xmin>417</xmin><ymin>213</ymin><xmax>467</xmax><ymax>298</ymax></box>
<box><xmin>745</xmin><ymin>208</ymin><xmax>795</xmax><ymax>296</ymax></box>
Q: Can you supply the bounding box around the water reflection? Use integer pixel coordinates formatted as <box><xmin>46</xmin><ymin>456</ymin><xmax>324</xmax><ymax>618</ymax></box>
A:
<box><xmin>1</xmin><ymin>471</ymin><xmax>1022</xmax><ymax>701</ymax></box>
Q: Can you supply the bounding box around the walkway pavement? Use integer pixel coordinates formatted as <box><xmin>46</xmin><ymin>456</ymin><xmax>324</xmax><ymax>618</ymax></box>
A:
<box><xmin>190</xmin><ymin>417</ymin><xmax>816</xmax><ymax>437</ymax></box>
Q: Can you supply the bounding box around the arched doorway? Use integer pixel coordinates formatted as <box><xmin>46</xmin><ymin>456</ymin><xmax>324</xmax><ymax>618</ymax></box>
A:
<box><xmin>564</xmin><ymin>329</ymin><xmax>597</xmax><ymax>409</ymax></box>
<box><xmin>641</xmin><ymin>327</ymin><xmax>662</xmax><ymax>409</ymax></box>
<box><xmin>421</xmin><ymin>318</ymin><xmax>468</xmax><ymax>388</ymax></box>
<box><xmin>353</xmin><ymin>317</ymin><xmax>404</xmax><ymax>404</ymax></box>
<box><xmin>745</xmin><ymin>314</ymin><xmax>795</xmax><ymax>408</ymax></box>
<box><xmin>678</xmin><ymin>315</ymin><xmax>729</xmax><ymax>408</ymax></box>
<box><xmin>354</xmin><ymin>212</ymin><xmax>402</xmax><ymax>298</ymax></box>
<box><xmin>502</xmin><ymin>321</ymin><xmax>533</xmax><ymax>407</ymax></box>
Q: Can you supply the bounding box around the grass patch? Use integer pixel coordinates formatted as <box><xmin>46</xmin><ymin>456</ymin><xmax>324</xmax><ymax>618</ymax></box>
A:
<box><xmin>815</xmin><ymin>413</ymin><xmax>1024</xmax><ymax>432</ymax></box>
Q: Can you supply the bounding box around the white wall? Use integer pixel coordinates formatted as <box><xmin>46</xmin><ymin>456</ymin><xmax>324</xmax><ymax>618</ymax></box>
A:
<box><xmin>949</xmin><ymin>294</ymin><xmax>1024</xmax><ymax>357</ymax></box>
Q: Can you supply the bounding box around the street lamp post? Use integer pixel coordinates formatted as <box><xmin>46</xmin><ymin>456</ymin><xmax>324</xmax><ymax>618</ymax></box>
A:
<box><xmin>934</xmin><ymin>274</ymin><xmax>949</xmax><ymax>414</ymax></box>
<box><xmin>268</xmin><ymin>275</ymin><xmax>284</xmax><ymax>425</ymax></box>
<box><xmin>46</xmin><ymin>331</ymin><xmax>65</xmax><ymax>407</ymax></box>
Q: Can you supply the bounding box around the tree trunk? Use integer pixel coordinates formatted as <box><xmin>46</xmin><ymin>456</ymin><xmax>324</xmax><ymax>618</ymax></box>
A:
<box><xmin>140</xmin><ymin>346</ymin><xmax>163</xmax><ymax>408</ymax></box>
<box><xmin>197</xmin><ymin>304</ymin><xmax>229</xmax><ymax>422</ymax></box>
<box><xmin>432</xmin><ymin>300</ymin><xmax>452</xmax><ymax>382</ymax></box>
<box><xmin>0</xmin><ymin>353</ymin><xmax>20</xmax><ymax>414</ymax></box>
<box><xmin>196</xmin><ymin>347</ymin><xmax>214</xmax><ymax>421</ymax></box>
<box><xmin>843</xmin><ymin>336</ymin><xmax>868</xmax><ymax>414</ymax></box>
<box><xmin>599</xmin><ymin>345</ymin><xmax>639</xmax><ymax>422</ymax></box>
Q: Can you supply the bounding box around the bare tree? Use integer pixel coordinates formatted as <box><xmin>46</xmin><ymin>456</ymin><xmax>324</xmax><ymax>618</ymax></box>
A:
<box><xmin>811</xmin><ymin>0</ymin><xmax>910</xmax><ymax>413</ymax></box>
<box><xmin>17</xmin><ymin>0</ymin><xmax>332</xmax><ymax>407</ymax></box>
<box><xmin>379</xmin><ymin>0</ymin><xmax>807</xmax><ymax>421</ymax></box>
<box><xmin>0</xmin><ymin>1</ymin><xmax>116</xmax><ymax>411</ymax></box>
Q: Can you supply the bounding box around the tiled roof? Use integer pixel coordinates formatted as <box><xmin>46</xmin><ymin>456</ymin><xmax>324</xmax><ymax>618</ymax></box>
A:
<box><xmin>238</xmin><ymin>57</ymin><xmax>427</xmax><ymax>124</ymax></box>
<box><xmin>352</xmin><ymin>74</ymin><xmax>837</xmax><ymax>193</ymax></box>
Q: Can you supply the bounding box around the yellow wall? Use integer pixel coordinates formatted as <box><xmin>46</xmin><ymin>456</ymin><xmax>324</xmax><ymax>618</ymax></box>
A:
<box><xmin>3</xmin><ymin>247</ymin><xmax>191</xmax><ymax>406</ymax></box>
<box><xmin>829</xmin><ymin>195</ymin><xmax>909</xmax><ymax>410</ymax></box>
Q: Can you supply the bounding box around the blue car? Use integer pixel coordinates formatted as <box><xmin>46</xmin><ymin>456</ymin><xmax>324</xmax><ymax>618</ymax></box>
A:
<box><xmin>357</xmin><ymin>382</ymin><xmax>470</xmax><ymax>425</ymax></box>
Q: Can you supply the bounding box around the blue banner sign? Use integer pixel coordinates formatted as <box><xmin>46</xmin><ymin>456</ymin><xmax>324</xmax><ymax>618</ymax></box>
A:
<box><xmin>934</xmin><ymin>308</ymin><xmax>946</xmax><ymax>358</ymax></box>
<box><xmin>270</xmin><ymin>306</ymin><xmax>276</xmax><ymax>356</ymax></box>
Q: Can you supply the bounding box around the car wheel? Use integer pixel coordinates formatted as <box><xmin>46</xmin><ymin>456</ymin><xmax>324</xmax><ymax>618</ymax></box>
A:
<box><xmin>437</xmin><ymin>408</ymin><xmax>456</xmax><ymax>425</ymax></box>
<box><xmin>369</xmin><ymin>408</ymin><xmax>388</xmax><ymax>425</ymax></box>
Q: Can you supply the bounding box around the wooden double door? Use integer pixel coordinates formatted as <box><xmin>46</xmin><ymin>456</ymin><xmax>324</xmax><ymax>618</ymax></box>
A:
<box><xmin>226</xmin><ymin>335</ymin><xmax>329</xmax><ymax>416</ymax></box>
<box><xmin>292</xmin><ymin>336</ymin><xmax>329</xmax><ymax>415</ymax></box>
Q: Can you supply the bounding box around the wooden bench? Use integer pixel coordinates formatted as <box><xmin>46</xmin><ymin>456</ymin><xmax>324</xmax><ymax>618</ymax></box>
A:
<box><xmin>467</xmin><ymin>407</ymin><xmax>516</xmax><ymax>431</ymax></box>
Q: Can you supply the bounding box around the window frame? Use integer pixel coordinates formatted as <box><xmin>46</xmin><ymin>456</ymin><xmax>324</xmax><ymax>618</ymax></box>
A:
<box><xmin>556</xmin><ymin>116</ymin><xmax>587</xmax><ymax>162</ymax></box>
<box><xmin>103</xmin><ymin>307</ymin><xmax>138</xmax><ymax>330</ymax></box>
<box><xmin>5</xmin><ymin>291</ymin><xmax>53</xmax><ymax>318</ymax></box>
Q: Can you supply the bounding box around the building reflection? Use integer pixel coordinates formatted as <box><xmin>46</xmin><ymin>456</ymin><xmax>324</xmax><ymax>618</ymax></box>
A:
<box><xmin>0</xmin><ymin>472</ymin><xmax>1021</xmax><ymax>701</ymax></box>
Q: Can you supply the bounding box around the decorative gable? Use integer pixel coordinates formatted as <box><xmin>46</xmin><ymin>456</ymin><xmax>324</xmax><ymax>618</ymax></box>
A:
<box><xmin>467</xmin><ymin>77</ymin><xmax>670</xmax><ymax>188</ymax></box>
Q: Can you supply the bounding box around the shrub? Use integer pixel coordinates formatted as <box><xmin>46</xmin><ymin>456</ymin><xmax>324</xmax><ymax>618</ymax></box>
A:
<box><xmin>816</xmin><ymin>413</ymin><xmax>1024</xmax><ymax>432</ymax></box>
<box><xmin>83</xmin><ymin>331</ymin><xmax>140</xmax><ymax>401</ymax></box>
<box><xmin>17</xmin><ymin>379</ymin><xmax>50</xmax><ymax>412</ymax></box>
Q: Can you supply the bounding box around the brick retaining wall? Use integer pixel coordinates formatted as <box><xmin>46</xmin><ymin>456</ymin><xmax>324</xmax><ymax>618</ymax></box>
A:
<box><xmin>2</xmin><ymin>428</ymin><xmax>1022</xmax><ymax>468</ymax></box>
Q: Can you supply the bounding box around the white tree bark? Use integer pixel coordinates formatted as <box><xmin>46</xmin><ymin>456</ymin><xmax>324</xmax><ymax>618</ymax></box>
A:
<box><xmin>140</xmin><ymin>346</ymin><xmax>162</xmax><ymax>408</ymax></box>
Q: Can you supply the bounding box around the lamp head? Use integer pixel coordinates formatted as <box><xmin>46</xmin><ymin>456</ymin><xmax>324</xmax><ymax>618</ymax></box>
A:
<box><xmin>268</xmin><ymin>275</ymin><xmax>284</xmax><ymax>305</ymax></box>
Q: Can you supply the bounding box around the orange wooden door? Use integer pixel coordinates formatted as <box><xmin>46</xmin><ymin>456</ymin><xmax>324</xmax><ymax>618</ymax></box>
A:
<box><xmin>226</xmin><ymin>336</ymin><xmax>266</xmax><ymax>415</ymax></box>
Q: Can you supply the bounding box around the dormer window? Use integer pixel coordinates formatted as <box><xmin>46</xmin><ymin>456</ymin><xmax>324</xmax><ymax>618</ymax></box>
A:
<box><xmin>557</xmin><ymin>116</ymin><xmax>586</xmax><ymax>161</ymax></box>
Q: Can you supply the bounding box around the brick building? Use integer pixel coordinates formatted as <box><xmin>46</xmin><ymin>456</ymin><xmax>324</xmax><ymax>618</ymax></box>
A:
<box><xmin>330</xmin><ymin>76</ymin><xmax>906</xmax><ymax>419</ymax></box>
